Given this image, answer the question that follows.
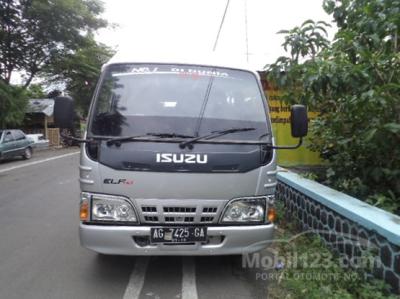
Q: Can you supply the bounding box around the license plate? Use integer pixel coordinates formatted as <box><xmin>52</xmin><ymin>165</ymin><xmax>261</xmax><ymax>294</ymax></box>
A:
<box><xmin>150</xmin><ymin>227</ymin><xmax>207</xmax><ymax>243</ymax></box>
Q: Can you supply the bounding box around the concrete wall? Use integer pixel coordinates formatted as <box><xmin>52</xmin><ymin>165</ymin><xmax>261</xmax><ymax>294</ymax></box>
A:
<box><xmin>276</xmin><ymin>170</ymin><xmax>400</xmax><ymax>293</ymax></box>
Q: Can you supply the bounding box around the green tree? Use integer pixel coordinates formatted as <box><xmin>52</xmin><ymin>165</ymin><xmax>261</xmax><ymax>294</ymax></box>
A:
<box><xmin>267</xmin><ymin>0</ymin><xmax>400</xmax><ymax>214</ymax></box>
<box><xmin>267</xmin><ymin>20</ymin><xmax>331</xmax><ymax>105</ymax></box>
<box><xmin>0</xmin><ymin>0</ymin><xmax>107</xmax><ymax>86</ymax></box>
<box><xmin>26</xmin><ymin>84</ymin><xmax>46</xmax><ymax>98</ymax></box>
<box><xmin>45</xmin><ymin>38</ymin><xmax>114</xmax><ymax>115</ymax></box>
<box><xmin>0</xmin><ymin>81</ymin><xmax>27</xmax><ymax>128</ymax></box>
<box><xmin>0</xmin><ymin>0</ymin><xmax>108</xmax><ymax>127</ymax></box>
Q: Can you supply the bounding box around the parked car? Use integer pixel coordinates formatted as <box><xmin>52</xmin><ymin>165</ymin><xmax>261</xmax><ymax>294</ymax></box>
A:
<box><xmin>0</xmin><ymin>130</ymin><xmax>34</xmax><ymax>161</ymax></box>
<box><xmin>26</xmin><ymin>133</ymin><xmax>50</xmax><ymax>150</ymax></box>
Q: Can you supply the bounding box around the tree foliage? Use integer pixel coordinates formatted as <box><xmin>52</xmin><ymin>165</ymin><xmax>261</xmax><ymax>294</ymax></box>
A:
<box><xmin>26</xmin><ymin>83</ymin><xmax>46</xmax><ymax>98</ymax></box>
<box><xmin>0</xmin><ymin>0</ymin><xmax>108</xmax><ymax>127</ymax></box>
<box><xmin>277</xmin><ymin>20</ymin><xmax>331</xmax><ymax>62</ymax></box>
<box><xmin>0</xmin><ymin>0</ymin><xmax>107</xmax><ymax>86</ymax></box>
<box><xmin>45</xmin><ymin>38</ymin><xmax>114</xmax><ymax>116</ymax></box>
<box><xmin>0</xmin><ymin>81</ymin><xmax>27</xmax><ymax>128</ymax></box>
<box><xmin>267</xmin><ymin>0</ymin><xmax>400</xmax><ymax>214</ymax></box>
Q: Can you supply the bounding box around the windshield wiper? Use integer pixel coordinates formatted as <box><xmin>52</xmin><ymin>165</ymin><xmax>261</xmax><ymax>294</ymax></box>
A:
<box><xmin>106</xmin><ymin>134</ymin><xmax>147</xmax><ymax>146</ymax></box>
<box><xmin>106</xmin><ymin>132</ymin><xmax>194</xmax><ymax>146</ymax></box>
<box><xmin>145</xmin><ymin>132</ymin><xmax>194</xmax><ymax>139</ymax></box>
<box><xmin>179</xmin><ymin>127</ymin><xmax>255</xmax><ymax>149</ymax></box>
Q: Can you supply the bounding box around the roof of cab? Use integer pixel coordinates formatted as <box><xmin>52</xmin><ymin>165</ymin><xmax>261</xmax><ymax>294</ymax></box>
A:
<box><xmin>104</xmin><ymin>49</ymin><xmax>259</xmax><ymax>74</ymax></box>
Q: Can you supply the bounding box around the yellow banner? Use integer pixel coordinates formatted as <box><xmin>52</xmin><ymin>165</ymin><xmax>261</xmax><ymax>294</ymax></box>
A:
<box><xmin>261</xmin><ymin>80</ymin><xmax>322</xmax><ymax>166</ymax></box>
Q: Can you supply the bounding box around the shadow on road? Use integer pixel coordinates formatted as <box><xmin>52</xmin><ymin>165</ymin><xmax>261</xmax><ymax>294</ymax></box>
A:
<box><xmin>0</xmin><ymin>156</ymin><xmax>24</xmax><ymax>165</ymax></box>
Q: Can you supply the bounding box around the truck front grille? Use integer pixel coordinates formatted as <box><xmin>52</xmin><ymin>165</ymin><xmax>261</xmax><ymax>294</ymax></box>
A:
<box><xmin>144</xmin><ymin>216</ymin><xmax>159</xmax><ymax>222</ymax></box>
<box><xmin>163</xmin><ymin>207</ymin><xmax>196</xmax><ymax>213</ymax></box>
<box><xmin>142</xmin><ymin>206</ymin><xmax>157</xmax><ymax>213</ymax></box>
<box><xmin>137</xmin><ymin>199</ymin><xmax>225</xmax><ymax>225</ymax></box>
<box><xmin>165</xmin><ymin>216</ymin><xmax>194</xmax><ymax>223</ymax></box>
<box><xmin>201</xmin><ymin>216</ymin><xmax>214</xmax><ymax>222</ymax></box>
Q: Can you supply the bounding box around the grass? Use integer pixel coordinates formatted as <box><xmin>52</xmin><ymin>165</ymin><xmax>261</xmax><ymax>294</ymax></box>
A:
<box><xmin>266</xmin><ymin>202</ymin><xmax>399</xmax><ymax>299</ymax></box>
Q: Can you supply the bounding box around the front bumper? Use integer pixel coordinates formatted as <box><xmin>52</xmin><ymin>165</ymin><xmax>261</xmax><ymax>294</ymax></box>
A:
<box><xmin>79</xmin><ymin>223</ymin><xmax>274</xmax><ymax>256</ymax></box>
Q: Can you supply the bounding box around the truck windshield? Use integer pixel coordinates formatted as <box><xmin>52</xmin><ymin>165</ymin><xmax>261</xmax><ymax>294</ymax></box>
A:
<box><xmin>90</xmin><ymin>64</ymin><xmax>269</xmax><ymax>141</ymax></box>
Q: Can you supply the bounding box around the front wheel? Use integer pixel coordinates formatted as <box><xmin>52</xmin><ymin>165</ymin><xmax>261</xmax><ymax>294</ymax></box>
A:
<box><xmin>23</xmin><ymin>147</ymin><xmax>32</xmax><ymax>160</ymax></box>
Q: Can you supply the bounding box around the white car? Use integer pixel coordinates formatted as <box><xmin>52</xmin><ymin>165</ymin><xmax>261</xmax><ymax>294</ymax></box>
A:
<box><xmin>26</xmin><ymin>134</ymin><xmax>49</xmax><ymax>149</ymax></box>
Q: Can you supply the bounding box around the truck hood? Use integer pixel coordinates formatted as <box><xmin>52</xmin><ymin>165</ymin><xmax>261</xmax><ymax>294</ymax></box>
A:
<box><xmin>79</xmin><ymin>144</ymin><xmax>276</xmax><ymax>200</ymax></box>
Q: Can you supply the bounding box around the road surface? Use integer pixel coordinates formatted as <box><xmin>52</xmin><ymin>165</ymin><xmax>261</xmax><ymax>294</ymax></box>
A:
<box><xmin>0</xmin><ymin>148</ymin><xmax>272</xmax><ymax>299</ymax></box>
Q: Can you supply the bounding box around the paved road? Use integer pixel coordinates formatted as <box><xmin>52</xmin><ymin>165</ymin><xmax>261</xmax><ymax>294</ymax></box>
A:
<box><xmin>0</xmin><ymin>149</ymin><xmax>272</xmax><ymax>299</ymax></box>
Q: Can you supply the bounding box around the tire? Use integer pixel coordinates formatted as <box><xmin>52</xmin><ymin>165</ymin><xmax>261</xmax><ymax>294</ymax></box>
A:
<box><xmin>23</xmin><ymin>147</ymin><xmax>32</xmax><ymax>160</ymax></box>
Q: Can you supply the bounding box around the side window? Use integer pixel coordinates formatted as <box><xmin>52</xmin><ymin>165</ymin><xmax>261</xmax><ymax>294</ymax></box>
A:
<box><xmin>4</xmin><ymin>132</ymin><xmax>14</xmax><ymax>143</ymax></box>
<box><xmin>12</xmin><ymin>130</ymin><xmax>25</xmax><ymax>141</ymax></box>
<box><xmin>18</xmin><ymin>131</ymin><xmax>26</xmax><ymax>140</ymax></box>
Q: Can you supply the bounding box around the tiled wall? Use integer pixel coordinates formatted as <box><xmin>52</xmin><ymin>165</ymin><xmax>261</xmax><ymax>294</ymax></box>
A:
<box><xmin>276</xmin><ymin>172</ymin><xmax>400</xmax><ymax>294</ymax></box>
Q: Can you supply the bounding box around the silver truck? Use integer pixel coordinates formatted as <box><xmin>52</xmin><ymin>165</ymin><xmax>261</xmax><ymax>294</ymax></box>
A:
<box><xmin>54</xmin><ymin>53</ymin><xmax>308</xmax><ymax>256</ymax></box>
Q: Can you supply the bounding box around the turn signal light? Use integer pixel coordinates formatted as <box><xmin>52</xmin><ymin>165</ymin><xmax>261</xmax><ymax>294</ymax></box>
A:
<box><xmin>267</xmin><ymin>206</ymin><xmax>277</xmax><ymax>223</ymax></box>
<box><xmin>80</xmin><ymin>201</ymin><xmax>89</xmax><ymax>221</ymax></box>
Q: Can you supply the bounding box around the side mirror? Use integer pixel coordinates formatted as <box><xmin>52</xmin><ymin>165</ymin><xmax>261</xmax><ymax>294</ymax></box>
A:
<box><xmin>290</xmin><ymin>105</ymin><xmax>308</xmax><ymax>138</ymax></box>
<box><xmin>54</xmin><ymin>96</ymin><xmax>74</xmax><ymax>128</ymax></box>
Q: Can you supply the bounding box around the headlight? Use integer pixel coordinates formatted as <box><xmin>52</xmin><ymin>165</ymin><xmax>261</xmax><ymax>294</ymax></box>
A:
<box><xmin>88</xmin><ymin>193</ymin><xmax>137</xmax><ymax>223</ymax></box>
<box><xmin>221</xmin><ymin>197</ymin><xmax>266</xmax><ymax>223</ymax></box>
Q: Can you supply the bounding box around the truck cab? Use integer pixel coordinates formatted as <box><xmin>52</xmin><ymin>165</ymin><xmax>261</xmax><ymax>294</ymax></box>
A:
<box><xmin>55</xmin><ymin>53</ymin><xmax>307</xmax><ymax>255</ymax></box>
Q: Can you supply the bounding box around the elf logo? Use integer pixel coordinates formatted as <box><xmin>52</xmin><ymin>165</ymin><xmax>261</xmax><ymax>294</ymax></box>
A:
<box><xmin>156</xmin><ymin>153</ymin><xmax>208</xmax><ymax>164</ymax></box>
<box><xmin>103</xmin><ymin>178</ymin><xmax>134</xmax><ymax>185</ymax></box>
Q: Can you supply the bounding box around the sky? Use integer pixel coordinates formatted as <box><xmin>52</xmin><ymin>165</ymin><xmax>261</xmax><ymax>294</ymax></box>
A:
<box><xmin>13</xmin><ymin>0</ymin><xmax>335</xmax><ymax>86</ymax></box>
<box><xmin>96</xmin><ymin>0</ymin><xmax>336</xmax><ymax>70</ymax></box>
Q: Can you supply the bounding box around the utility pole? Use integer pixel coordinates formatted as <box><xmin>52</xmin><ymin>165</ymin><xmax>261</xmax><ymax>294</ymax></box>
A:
<box><xmin>244</xmin><ymin>0</ymin><xmax>249</xmax><ymax>62</ymax></box>
<box><xmin>213</xmin><ymin>0</ymin><xmax>230</xmax><ymax>51</ymax></box>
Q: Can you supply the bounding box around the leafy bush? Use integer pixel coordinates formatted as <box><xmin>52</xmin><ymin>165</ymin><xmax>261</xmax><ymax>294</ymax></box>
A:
<box><xmin>267</xmin><ymin>0</ymin><xmax>400</xmax><ymax>214</ymax></box>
